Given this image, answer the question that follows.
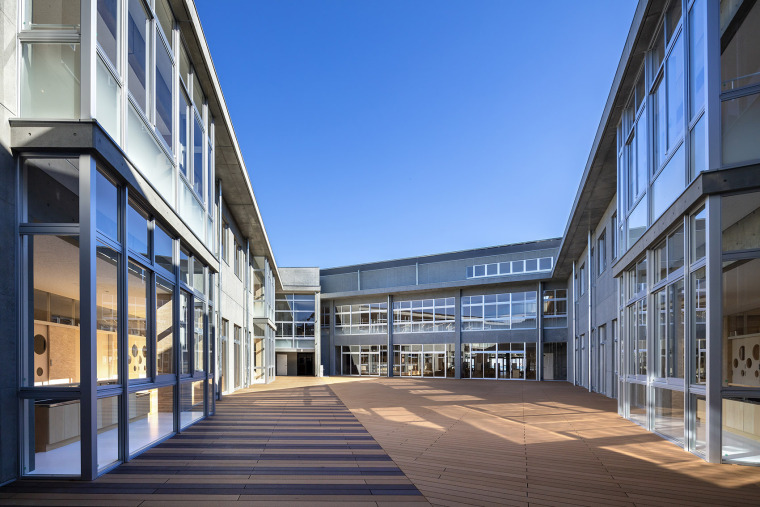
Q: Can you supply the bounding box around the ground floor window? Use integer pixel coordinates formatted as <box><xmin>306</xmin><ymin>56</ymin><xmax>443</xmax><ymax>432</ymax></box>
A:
<box><xmin>462</xmin><ymin>342</ymin><xmax>536</xmax><ymax>379</ymax></box>
<box><xmin>393</xmin><ymin>344</ymin><xmax>454</xmax><ymax>378</ymax></box>
<box><xmin>334</xmin><ymin>345</ymin><xmax>387</xmax><ymax>376</ymax></box>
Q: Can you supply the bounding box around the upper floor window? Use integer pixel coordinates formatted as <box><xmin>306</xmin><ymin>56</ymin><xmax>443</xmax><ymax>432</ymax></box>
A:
<box><xmin>275</xmin><ymin>294</ymin><xmax>316</xmax><ymax>339</ymax></box>
<box><xmin>335</xmin><ymin>303</ymin><xmax>387</xmax><ymax>335</ymax></box>
<box><xmin>579</xmin><ymin>263</ymin><xmax>586</xmax><ymax>296</ymax></box>
<box><xmin>462</xmin><ymin>292</ymin><xmax>537</xmax><ymax>330</ymax></box>
<box><xmin>597</xmin><ymin>231</ymin><xmax>606</xmax><ymax>275</ymax></box>
<box><xmin>543</xmin><ymin>289</ymin><xmax>568</xmax><ymax>328</ymax></box>
<box><xmin>466</xmin><ymin>257</ymin><xmax>552</xmax><ymax>279</ymax></box>
<box><xmin>393</xmin><ymin>297</ymin><xmax>455</xmax><ymax>333</ymax></box>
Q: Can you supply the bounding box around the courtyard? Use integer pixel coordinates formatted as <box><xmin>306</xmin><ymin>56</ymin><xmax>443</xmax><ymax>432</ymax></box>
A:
<box><xmin>2</xmin><ymin>377</ymin><xmax>760</xmax><ymax>506</ymax></box>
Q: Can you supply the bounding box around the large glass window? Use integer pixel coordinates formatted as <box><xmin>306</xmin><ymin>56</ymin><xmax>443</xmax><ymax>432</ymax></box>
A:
<box><xmin>462</xmin><ymin>292</ymin><xmax>537</xmax><ymax>331</ymax></box>
<box><xmin>693</xmin><ymin>266</ymin><xmax>707</xmax><ymax>384</ymax></box>
<box><xmin>23</xmin><ymin>398</ymin><xmax>81</xmax><ymax>476</ymax></box>
<box><xmin>23</xmin><ymin>0</ymin><xmax>81</xmax><ymax>30</ymax></box>
<box><xmin>654</xmin><ymin>387</ymin><xmax>684</xmax><ymax>443</ymax></box>
<box><xmin>722</xmin><ymin>397</ymin><xmax>760</xmax><ymax>464</ymax></box>
<box><xmin>156</xmin><ymin>279</ymin><xmax>173</xmax><ymax>375</ymax></box>
<box><xmin>193</xmin><ymin>118</ymin><xmax>204</xmax><ymax>197</ymax></box>
<box><xmin>154</xmin><ymin>224</ymin><xmax>173</xmax><ymax>274</ymax></box>
<box><xmin>334</xmin><ymin>302</ymin><xmax>387</xmax><ymax>335</ymax></box>
<box><xmin>543</xmin><ymin>289</ymin><xmax>567</xmax><ymax>328</ymax></box>
<box><xmin>127</xmin><ymin>201</ymin><xmax>150</xmax><ymax>259</ymax></box>
<box><xmin>31</xmin><ymin>235</ymin><xmax>80</xmax><ymax>387</ymax></box>
<box><xmin>97</xmin><ymin>396</ymin><xmax>120</xmax><ymax>471</ymax></box>
<box><xmin>179</xmin><ymin>291</ymin><xmax>190</xmax><ymax>374</ymax></box>
<box><xmin>155</xmin><ymin>36</ymin><xmax>173</xmax><ymax>148</ymax></box>
<box><xmin>96</xmin><ymin>245</ymin><xmax>119</xmax><ymax>385</ymax></box>
<box><xmin>96</xmin><ymin>170</ymin><xmax>119</xmax><ymax>239</ymax></box>
<box><xmin>129</xmin><ymin>386</ymin><xmax>173</xmax><ymax>454</ymax></box>
<box><xmin>722</xmin><ymin>258</ymin><xmax>760</xmax><ymax>388</ymax></box>
<box><xmin>128</xmin><ymin>261</ymin><xmax>149</xmax><ymax>380</ymax></box>
<box><xmin>336</xmin><ymin>345</ymin><xmax>388</xmax><ymax>376</ymax></box>
<box><xmin>276</xmin><ymin>294</ymin><xmax>316</xmax><ymax>348</ymax></box>
<box><xmin>394</xmin><ymin>344</ymin><xmax>454</xmax><ymax>378</ymax></box>
<box><xmin>194</xmin><ymin>301</ymin><xmax>205</xmax><ymax>372</ymax></box>
<box><xmin>392</xmin><ymin>298</ymin><xmax>455</xmax><ymax>333</ymax></box>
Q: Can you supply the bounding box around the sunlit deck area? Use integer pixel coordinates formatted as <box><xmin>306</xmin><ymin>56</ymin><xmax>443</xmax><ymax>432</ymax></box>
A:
<box><xmin>3</xmin><ymin>377</ymin><xmax>760</xmax><ymax>506</ymax></box>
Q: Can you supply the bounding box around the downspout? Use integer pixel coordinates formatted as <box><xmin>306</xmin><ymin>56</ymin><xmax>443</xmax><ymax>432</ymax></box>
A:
<box><xmin>588</xmin><ymin>229</ymin><xmax>593</xmax><ymax>393</ymax></box>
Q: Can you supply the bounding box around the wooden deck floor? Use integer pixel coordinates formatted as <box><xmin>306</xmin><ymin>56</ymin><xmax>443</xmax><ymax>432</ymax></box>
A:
<box><xmin>330</xmin><ymin>378</ymin><xmax>760</xmax><ymax>506</ymax></box>
<box><xmin>0</xmin><ymin>378</ymin><xmax>426</xmax><ymax>506</ymax></box>
<box><xmin>3</xmin><ymin>377</ymin><xmax>760</xmax><ymax>506</ymax></box>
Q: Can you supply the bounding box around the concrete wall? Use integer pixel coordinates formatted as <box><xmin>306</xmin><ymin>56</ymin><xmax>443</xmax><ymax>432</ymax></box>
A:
<box><xmin>0</xmin><ymin>0</ymin><xmax>18</xmax><ymax>485</ymax></box>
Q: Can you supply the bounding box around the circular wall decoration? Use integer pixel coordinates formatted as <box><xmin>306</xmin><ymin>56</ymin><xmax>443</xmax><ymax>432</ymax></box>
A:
<box><xmin>734</xmin><ymin>359</ymin><xmax>740</xmax><ymax>368</ymax></box>
<box><xmin>132</xmin><ymin>344</ymin><xmax>138</xmax><ymax>357</ymax></box>
<box><xmin>740</xmin><ymin>346</ymin><xmax>746</xmax><ymax>360</ymax></box>
<box><xmin>741</xmin><ymin>370</ymin><xmax>746</xmax><ymax>376</ymax></box>
<box><xmin>754</xmin><ymin>345</ymin><xmax>760</xmax><ymax>361</ymax></box>
<box><xmin>34</xmin><ymin>334</ymin><xmax>47</xmax><ymax>355</ymax></box>
<box><xmin>748</xmin><ymin>359</ymin><xmax>753</xmax><ymax>369</ymax></box>
<box><xmin>755</xmin><ymin>370</ymin><xmax>759</xmax><ymax>378</ymax></box>
<box><xmin>128</xmin><ymin>356</ymin><xmax>132</xmax><ymax>365</ymax></box>
<box><xmin>36</xmin><ymin>367</ymin><xmax>43</xmax><ymax>377</ymax></box>
<box><xmin>142</xmin><ymin>346</ymin><xmax>147</xmax><ymax>357</ymax></box>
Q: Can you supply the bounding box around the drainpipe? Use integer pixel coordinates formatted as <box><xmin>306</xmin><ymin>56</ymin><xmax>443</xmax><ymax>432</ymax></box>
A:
<box><xmin>572</xmin><ymin>261</ymin><xmax>576</xmax><ymax>385</ymax></box>
<box><xmin>217</xmin><ymin>181</ymin><xmax>223</xmax><ymax>400</ymax></box>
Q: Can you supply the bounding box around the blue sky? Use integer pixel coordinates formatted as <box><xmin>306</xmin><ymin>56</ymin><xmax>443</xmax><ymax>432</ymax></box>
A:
<box><xmin>195</xmin><ymin>0</ymin><xmax>637</xmax><ymax>268</ymax></box>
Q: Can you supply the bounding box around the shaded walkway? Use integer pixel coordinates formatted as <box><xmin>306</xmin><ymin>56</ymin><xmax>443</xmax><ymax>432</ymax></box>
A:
<box><xmin>0</xmin><ymin>378</ymin><xmax>426</xmax><ymax>506</ymax></box>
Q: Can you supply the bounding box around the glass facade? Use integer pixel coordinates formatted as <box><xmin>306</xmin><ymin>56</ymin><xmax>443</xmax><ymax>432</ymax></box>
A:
<box><xmin>335</xmin><ymin>345</ymin><xmax>388</xmax><ymax>376</ymax></box>
<box><xmin>275</xmin><ymin>294</ymin><xmax>316</xmax><ymax>350</ymax></box>
<box><xmin>394</xmin><ymin>344</ymin><xmax>455</xmax><ymax>378</ymax></box>
<box><xmin>462</xmin><ymin>343</ymin><xmax>537</xmax><ymax>380</ymax></box>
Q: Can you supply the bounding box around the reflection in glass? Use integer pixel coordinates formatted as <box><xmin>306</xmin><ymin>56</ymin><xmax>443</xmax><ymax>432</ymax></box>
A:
<box><xmin>689</xmin><ymin>0</ymin><xmax>705</xmax><ymax>120</ymax></box>
<box><xmin>31</xmin><ymin>235</ymin><xmax>80</xmax><ymax>386</ymax></box>
<box><xmin>156</xmin><ymin>280</ymin><xmax>173</xmax><ymax>375</ymax></box>
<box><xmin>629</xmin><ymin>382</ymin><xmax>647</xmax><ymax>427</ymax></box>
<box><xmin>25</xmin><ymin>158</ymin><xmax>79</xmax><ymax>224</ymax></box>
<box><xmin>691</xmin><ymin>206</ymin><xmax>706</xmax><ymax>261</ymax></box>
<box><xmin>180</xmin><ymin>247</ymin><xmax>190</xmax><ymax>286</ymax></box>
<box><xmin>97</xmin><ymin>55</ymin><xmax>121</xmax><ymax>142</ymax></box>
<box><xmin>653</xmin><ymin>145</ymin><xmax>685</xmax><ymax>220</ymax></box>
<box><xmin>721</xmin><ymin>1</ymin><xmax>760</xmax><ymax>91</ymax></box>
<box><xmin>97</xmin><ymin>396</ymin><xmax>120</xmax><ymax>470</ymax></box>
<box><xmin>129</xmin><ymin>386</ymin><xmax>174</xmax><ymax>454</ymax></box>
<box><xmin>24</xmin><ymin>398</ymin><xmax>81</xmax><ymax>476</ymax></box>
<box><xmin>128</xmin><ymin>262</ymin><xmax>149</xmax><ymax>380</ymax></box>
<box><xmin>693</xmin><ymin>394</ymin><xmax>706</xmax><ymax>456</ymax></box>
<box><xmin>95</xmin><ymin>171</ymin><xmax>118</xmax><ymax>239</ymax></box>
<box><xmin>193</xmin><ymin>118</ymin><xmax>204</xmax><ymax>196</ymax></box>
<box><xmin>97</xmin><ymin>0</ymin><xmax>118</xmax><ymax>66</ymax></box>
<box><xmin>722</xmin><ymin>92</ymin><xmax>760</xmax><ymax>166</ymax></box>
<box><xmin>627</xmin><ymin>199</ymin><xmax>646</xmax><ymax>248</ymax></box>
<box><xmin>667</xmin><ymin>35</ymin><xmax>684</xmax><ymax>146</ymax></box>
<box><xmin>689</xmin><ymin>115</ymin><xmax>705</xmax><ymax>180</ymax></box>
<box><xmin>96</xmin><ymin>245</ymin><xmax>119</xmax><ymax>384</ymax></box>
<box><xmin>155</xmin><ymin>34</ymin><xmax>173</xmax><ymax>148</ymax></box>
<box><xmin>722</xmin><ymin>192</ymin><xmax>760</xmax><ymax>252</ymax></box>
<box><xmin>127</xmin><ymin>202</ymin><xmax>149</xmax><ymax>259</ymax></box>
<box><xmin>154</xmin><ymin>225</ymin><xmax>174</xmax><ymax>274</ymax></box>
<box><xmin>127</xmin><ymin>0</ymin><xmax>149</xmax><ymax>112</ymax></box>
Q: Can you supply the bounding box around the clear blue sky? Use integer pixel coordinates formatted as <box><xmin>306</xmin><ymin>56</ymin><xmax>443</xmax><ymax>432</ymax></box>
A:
<box><xmin>195</xmin><ymin>0</ymin><xmax>637</xmax><ymax>268</ymax></box>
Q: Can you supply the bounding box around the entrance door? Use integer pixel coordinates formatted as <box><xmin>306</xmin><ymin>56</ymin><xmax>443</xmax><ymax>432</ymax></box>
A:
<box><xmin>276</xmin><ymin>353</ymin><xmax>288</xmax><ymax>376</ymax></box>
<box><xmin>498</xmin><ymin>354</ymin><xmax>509</xmax><ymax>379</ymax></box>
<box><xmin>297</xmin><ymin>353</ymin><xmax>314</xmax><ymax>376</ymax></box>
<box><xmin>434</xmin><ymin>354</ymin><xmax>445</xmax><ymax>377</ymax></box>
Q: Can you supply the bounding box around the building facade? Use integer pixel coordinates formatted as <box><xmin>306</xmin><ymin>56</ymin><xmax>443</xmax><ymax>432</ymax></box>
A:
<box><xmin>1</xmin><ymin>0</ymin><xmax>759</xmax><ymax>487</ymax></box>
<box><xmin>319</xmin><ymin>240</ymin><xmax>567</xmax><ymax>382</ymax></box>
<box><xmin>0</xmin><ymin>0</ymin><xmax>280</xmax><ymax>483</ymax></box>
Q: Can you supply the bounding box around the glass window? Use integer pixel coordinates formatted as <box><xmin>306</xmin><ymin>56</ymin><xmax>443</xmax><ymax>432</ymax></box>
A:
<box><xmin>193</xmin><ymin>118</ymin><xmax>204</xmax><ymax>196</ymax></box>
<box><xmin>126</xmin><ymin>104</ymin><xmax>175</xmax><ymax>205</ymax></box>
<box><xmin>128</xmin><ymin>261</ymin><xmax>149</xmax><ymax>380</ymax></box>
<box><xmin>129</xmin><ymin>386</ymin><xmax>174</xmax><ymax>454</ymax></box>
<box><xmin>194</xmin><ymin>301</ymin><xmax>204</xmax><ymax>372</ymax></box>
<box><xmin>693</xmin><ymin>267</ymin><xmax>707</xmax><ymax>384</ymax></box>
<box><xmin>155</xmin><ymin>0</ymin><xmax>174</xmax><ymax>42</ymax></box>
<box><xmin>179</xmin><ymin>92</ymin><xmax>190</xmax><ymax>178</ymax></box>
<box><xmin>96</xmin><ymin>56</ymin><xmax>121</xmax><ymax>141</ymax></box>
<box><xmin>179</xmin><ymin>291</ymin><xmax>190</xmax><ymax>374</ymax></box>
<box><xmin>96</xmin><ymin>171</ymin><xmax>118</xmax><ymax>239</ymax></box>
<box><xmin>154</xmin><ymin>224</ymin><xmax>173</xmax><ymax>273</ymax></box>
<box><xmin>722</xmin><ymin>92</ymin><xmax>760</xmax><ymax>166</ymax></box>
<box><xmin>97</xmin><ymin>0</ymin><xmax>118</xmax><ymax>67</ymax></box>
<box><xmin>689</xmin><ymin>0</ymin><xmax>705</xmax><ymax>120</ymax></box>
<box><xmin>127</xmin><ymin>202</ymin><xmax>150</xmax><ymax>259</ymax></box>
<box><xmin>156</xmin><ymin>279</ymin><xmax>173</xmax><ymax>375</ymax></box>
<box><xmin>667</xmin><ymin>34</ymin><xmax>684</xmax><ymax>146</ymax></box>
<box><xmin>722</xmin><ymin>192</ymin><xmax>760</xmax><ymax>252</ymax></box>
<box><xmin>654</xmin><ymin>388</ymin><xmax>684</xmax><ymax>443</ymax></box>
<box><xmin>179</xmin><ymin>43</ymin><xmax>190</xmax><ymax>87</ymax></box>
<box><xmin>23</xmin><ymin>0</ymin><xmax>81</xmax><ymax>30</ymax></box>
<box><xmin>30</xmin><ymin>235</ymin><xmax>80</xmax><ymax>387</ymax></box>
<box><xmin>723</xmin><ymin>258</ymin><xmax>760</xmax><ymax>388</ymax></box>
<box><xmin>127</xmin><ymin>0</ymin><xmax>149</xmax><ymax>112</ymax></box>
<box><xmin>689</xmin><ymin>115</ymin><xmax>705</xmax><ymax>179</ymax></box>
<box><xmin>155</xmin><ymin>36</ymin><xmax>173</xmax><ymax>149</ymax></box>
<box><xmin>628</xmin><ymin>199</ymin><xmax>647</xmax><ymax>248</ymax></box>
<box><xmin>21</xmin><ymin>43</ymin><xmax>81</xmax><ymax>119</ymax></box>
<box><xmin>192</xmin><ymin>259</ymin><xmax>205</xmax><ymax>294</ymax></box>
<box><xmin>667</xmin><ymin>226</ymin><xmax>685</xmax><ymax>275</ymax></box>
<box><xmin>97</xmin><ymin>396</ymin><xmax>120</xmax><ymax>471</ymax></box>
<box><xmin>192</xmin><ymin>73</ymin><xmax>205</xmax><ymax>110</ymax></box>
<box><xmin>179</xmin><ymin>247</ymin><xmax>190</xmax><ymax>286</ymax></box>
<box><xmin>597</xmin><ymin>232</ymin><xmax>606</xmax><ymax>274</ymax></box>
<box><xmin>25</xmin><ymin>158</ymin><xmax>79</xmax><ymax>224</ymax></box>
<box><xmin>722</xmin><ymin>397</ymin><xmax>760</xmax><ymax>464</ymax></box>
<box><xmin>653</xmin><ymin>79</ymin><xmax>667</xmax><ymax>169</ymax></box>
<box><xmin>96</xmin><ymin>245</ymin><xmax>119</xmax><ymax>385</ymax></box>
<box><xmin>654</xmin><ymin>241</ymin><xmax>667</xmax><ymax>284</ymax></box>
<box><xmin>653</xmin><ymin>146</ymin><xmax>685</xmax><ymax>221</ymax></box>
<box><xmin>721</xmin><ymin>1</ymin><xmax>760</xmax><ymax>91</ymax></box>
<box><xmin>23</xmin><ymin>399</ymin><xmax>80</xmax><ymax>476</ymax></box>
<box><xmin>691</xmin><ymin>206</ymin><xmax>706</xmax><ymax>261</ymax></box>
<box><xmin>629</xmin><ymin>382</ymin><xmax>647</xmax><ymax>426</ymax></box>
